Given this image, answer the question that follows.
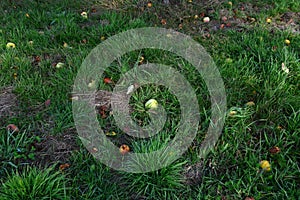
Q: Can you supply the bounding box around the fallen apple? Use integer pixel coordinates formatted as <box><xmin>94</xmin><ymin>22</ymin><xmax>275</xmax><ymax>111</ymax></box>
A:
<box><xmin>260</xmin><ymin>160</ymin><xmax>271</xmax><ymax>171</ymax></box>
<box><xmin>120</xmin><ymin>144</ymin><xmax>130</xmax><ymax>155</ymax></box>
<box><xmin>55</xmin><ymin>62</ymin><xmax>65</xmax><ymax>68</ymax></box>
<box><xmin>145</xmin><ymin>99</ymin><xmax>158</xmax><ymax>109</ymax></box>
<box><xmin>203</xmin><ymin>17</ymin><xmax>210</xmax><ymax>23</ymax></box>
<box><xmin>284</xmin><ymin>39</ymin><xmax>290</xmax><ymax>45</ymax></box>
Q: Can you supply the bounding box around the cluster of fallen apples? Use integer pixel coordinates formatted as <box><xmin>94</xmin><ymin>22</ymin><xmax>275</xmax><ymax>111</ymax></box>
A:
<box><xmin>119</xmin><ymin>99</ymin><xmax>158</xmax><ymax>155</ymax></box>
<box><xmin>73</xmin><ymin>76</ymin><xmax>160</xmax><ymax>156</ymax></box>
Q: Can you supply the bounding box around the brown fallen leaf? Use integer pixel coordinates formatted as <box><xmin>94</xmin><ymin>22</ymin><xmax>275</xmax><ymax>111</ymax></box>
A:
<box><xmin>161</xmin><ymin>19</ymin><xmax>167</xmax><ymax>25</ymax></box>
<box><xmin>7</xmin><ymin>124</ymin><xmax>19</xmax><ymax>132</ymax></box>
<box><xmin>31</xmin><ymin>55</ymin><xmax>41</xmax><ymax>67</ymax></box>
<box><xmin>59</xmin><ymin>163</ymin><xmax>70</xmax><ymax>171</ymax></box>
<box><xmin>269</xmin><ymin>146</ymin><xmax>280</xmax><ymax>154</ymax></box>
<box><xmin>99</xmin><ymin>105</ymin><xmax>108</xmax><ymax>118</ymax></box>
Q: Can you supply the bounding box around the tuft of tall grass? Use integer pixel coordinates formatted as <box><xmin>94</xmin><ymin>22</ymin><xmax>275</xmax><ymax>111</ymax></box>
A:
<box><xmin>0</xmin><ymin>166</ymin><xmax>69</xmax><ymax>200</ymax></box>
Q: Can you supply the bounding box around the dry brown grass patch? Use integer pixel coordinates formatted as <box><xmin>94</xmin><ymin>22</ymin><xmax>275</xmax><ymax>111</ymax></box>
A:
<box><xmin>0</xmin><ymin>86</ymin><xmax>19</xmax><ymax>118</ymax></box>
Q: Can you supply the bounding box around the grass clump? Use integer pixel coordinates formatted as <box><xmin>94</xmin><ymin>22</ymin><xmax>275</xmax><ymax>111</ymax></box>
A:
<box><xmin>0</xmin><ymin>128</ymin><xmax>37</xmax><ymax>178</ymax></box>
<box><xmin>0</xmin><ymin>166</ymin><xmax>69</xmax><ymax>200</ymax></box>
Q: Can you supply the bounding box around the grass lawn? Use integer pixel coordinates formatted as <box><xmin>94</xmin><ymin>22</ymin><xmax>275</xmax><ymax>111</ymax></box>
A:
<box><xmin>0</xmin><ymin>0</ymin><xmax>299</xmax><ymax>199</ymax></box>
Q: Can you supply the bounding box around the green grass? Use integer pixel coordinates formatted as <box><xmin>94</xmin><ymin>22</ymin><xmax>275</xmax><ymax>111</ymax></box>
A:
<box><xmin>0</xmin><ymin>0</ymin><xmax>299</xmax><ymax>199</ymax></box>
<box><xmin>0</xmin><ymin>166</ymin><xmax>69</xmax><ymax>200</ymax></box>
